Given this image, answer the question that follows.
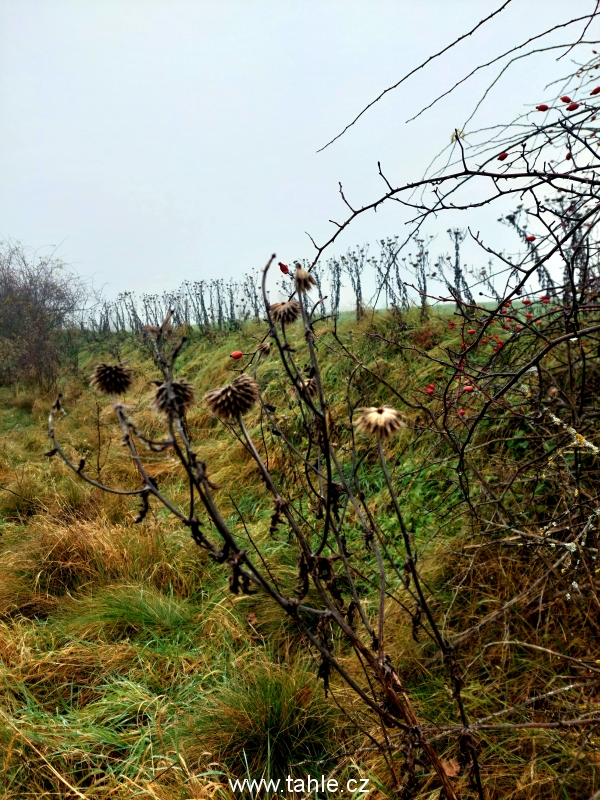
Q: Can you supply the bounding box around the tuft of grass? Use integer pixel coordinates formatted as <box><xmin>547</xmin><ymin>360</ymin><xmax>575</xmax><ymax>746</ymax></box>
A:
<box><xmin>11</xmin><ymin>392</ymin><xmax>37</xmax><ymax>413</ymax></box>
<box><xmin>0</xmin><ymin>515</ymin><xmax>210</xmax><ymax>621</ymax></box>
<box><xmin>59</xmin><ymin>584</ymin><xmax>204</xmax><ymax>645</ymax></box>
<box><xmin>0</xmin><ymin>472</ymin><xmax>44</xmax><ymax>519</ymax></box>
<box><xmin>184</xmin><ymin>660</ymin><xmax>339</xmax><ymax>781</ymax></box>
<box><xmin>3</xmin><ymin>641</ymin><xmax>139</xmax><ymax>710</ymax></box>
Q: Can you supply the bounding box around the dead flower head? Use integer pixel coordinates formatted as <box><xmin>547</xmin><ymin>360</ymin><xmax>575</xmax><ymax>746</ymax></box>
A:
<box><xmin>355</xmin><ymin>406</ymin><xmax>405</xmax><ymax>438</ymax></box>
<box><xmin>294</xmin><ymin>265</ymin><xmax>317</xmax><ymax>293</ymax></box>
<box><xmin>151</xmin><ymin>378</ymin><xmax>195</xmax><ymax>416</ymax></box>
<box><xmin>90</xmin><ymin>363</ymin><xmax>133</xmax><ymax>396</ymax></box>
<box><xmin>296</xmin><ymin>377</ymin><xmax>318</xmax><ymax>399</ymax></box>
<box><xmin>269</xmin><ymin>300</ymin><xmax>301</xmax><ymax>325</ymax></box>
<box><xmin>257</xmin><ymin>341</ymin><xmax>271</xmax><ymax>356</ymax></box>
<box><xmin>204</xmin><ymin>373</ymin><xmax>259</xmax><ymax>420</ymax></box>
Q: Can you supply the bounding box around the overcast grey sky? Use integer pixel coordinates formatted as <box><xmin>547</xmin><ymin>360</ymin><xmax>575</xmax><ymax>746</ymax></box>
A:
<box><xmin>0</xmin><ymin>1</ymin><xmax>596</xmax><ymax>297</ymax></box>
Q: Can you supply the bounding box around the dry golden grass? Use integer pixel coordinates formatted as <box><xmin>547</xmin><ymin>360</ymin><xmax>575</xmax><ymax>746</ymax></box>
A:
<box><xmin>3</xmin><ymin>642</ymin><xmax>139</xmax><ymax>708</ymax></box>
<box><xmin>0</xmin><ymin>513</ymin><xmax>211</xmax><ymax>619</ymax></box>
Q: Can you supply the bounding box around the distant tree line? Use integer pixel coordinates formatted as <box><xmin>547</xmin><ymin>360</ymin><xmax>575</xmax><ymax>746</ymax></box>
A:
<box><xmin>0</xmin><ymin>228</ymin><xmax>483</xmax><ymax>388</ymax></box>
<box><xmin>84</xmin><ymin>236</ymin><xmax>414</xmax><ymax>337</ymax></box>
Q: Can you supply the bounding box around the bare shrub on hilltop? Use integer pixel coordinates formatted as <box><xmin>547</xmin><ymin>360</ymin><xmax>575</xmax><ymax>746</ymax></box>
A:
<box><xmin>0</xmin><ymin>241</ymin><xmax>86</xmax><ymax>386</ymax></box>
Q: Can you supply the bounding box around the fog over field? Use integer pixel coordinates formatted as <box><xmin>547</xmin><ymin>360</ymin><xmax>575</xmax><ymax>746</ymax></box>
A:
<box><xmin>0</xmin><ymin>0</ymin><xmax>592</xmax><ymax>297</ymax></box>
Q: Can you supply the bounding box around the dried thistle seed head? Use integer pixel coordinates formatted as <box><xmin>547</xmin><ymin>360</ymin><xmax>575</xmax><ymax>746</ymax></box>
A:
<box><xmin>269</xmin><ymin>300</ymin><xmax>301</xmax><ymax>325</ymax></box>
<box><xmin>151</xmin><ymin>378</ymin><xmax>195</xmax><ymax>416</ymax></box>
<box><xmin>90</xmin><ymin>363</ymin><xmax>133</xmax><ymax>396</ymax></box>
<box><xmin>256</xmin><ymin>341</ymin><xmax>271</xmax><ymax>356</ymax></box>
<box><xmin>296</xmin><ymin>377</ymin><xmax>318</xmax><ymax>399</ymax></box>
<box><xmin>294</xmin><ymin>265</ymin><xmax>317</xmax><ymax>293</ymax></box>
<box><xmin>355</xmin><ymin>406</ymin><xmax>405</xmax><ymax>438</ymax></box>
<box><xmin>204</xmin><ymin>373</ymin><xmax>259</xmax><ymax>420</ymax></box>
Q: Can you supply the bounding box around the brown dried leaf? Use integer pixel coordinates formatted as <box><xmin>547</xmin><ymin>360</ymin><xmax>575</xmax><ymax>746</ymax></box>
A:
<box><xmin>441</xmin><ymin>758</ymin><xmax>461</xmax><ymax>777</ymax></box>
<box><xmin>294</xmin><ymin>683</ymin><xmax>313</xmax><ymax>707</ymax></box>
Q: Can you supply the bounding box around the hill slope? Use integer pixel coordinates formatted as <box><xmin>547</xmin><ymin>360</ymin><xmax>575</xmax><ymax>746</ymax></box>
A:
<box><xmin>0</xmin><ymin>309</ymin><xmax>597</xmax><ymax>799</ymax></box>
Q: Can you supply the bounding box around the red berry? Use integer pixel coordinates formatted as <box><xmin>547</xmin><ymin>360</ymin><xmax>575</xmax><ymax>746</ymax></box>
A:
<box><xmin>457</xmin><ymin>409</ymin><xmax>465</xmax><ymax>416</ymax></box>
<box><xmin>449</xmin><ymin>321</ymin><xmax>455</xmax><ymax>329</ymax></box>
<box><xmin>526</xmin><ymin>313</ymin><xmax>533</xmax><ymax>319</ymax></box>
<box><xmin>566</xmin><ymin>102</ymin><xmax>580</xmax><ymax>111</ymax></box>
<box><xmin>515</xmin><ymin>325</ymin><xmax>522</xmax><ymax>330</ymax></box>
<box><xmin>230</xmin><ymin>350</ymin><xmax>244</xmax><ymax>359</ymax></box>
<box><xmin>525</xmin><ymin>235</ymin><xmax>536</xmax><ymax>242</ymax></box>
<box><xmin>592</xmin><ymin>116</ymin><xmax>597</xmax><ymax>121</ymax></box>
<box><xmin>566</xmin><ymin>152</ymin><xmax>572</xmax><ymax>160</ymax></box>
<box><xmin>426</xmin><ymin>387</ymin><xmax>434</xmax><ymax>395</ymax></box>
<box><xmin>536</xmin><ymin>320</ymin><xmax>541</xmax><ymax>325</ymax></box>
<box><xmin>523</xmin><ymin>299</ymin><xmax>531</xmax><ymax>305</ymax></box>
<box><xmin>482</xmin><ymin>338</ymin><xmax>488</xmax><ymax>344</ymax></box>
<box><xmin>560</xmin><ymin>95</ymin><xmax>572</xmax><ymax>103</ymax></box>
<box><xmin>591</xmin><ymin>87</ymin><xmax>600</xmax><ymax>95</ymax></box>
<box><xmin>278</xmin><ymin>262</ymin><xmax>290</xmax><ymax>274</ymax></box>
<box><xmin>467</xmin><ymin>329</ymin><xmax>476</xmax><ymax>335</ymax></box>
<box><xmin>464</xmin><ymin>386</ymin><xmax>474</xmax><ymax>393</ymax></box>
<box><xmin>536</xmin><ymin>104</ymin><xmax>549</xmax><ymax>111</ymax></box>
<box><xmin>541</xmin><ymin>296</ymin><xmax>550</xmax><ymax>303</ymax></box>
<box><xmin>497</xmin><ymin>152</ymin><xmax>508</xmax><ymax>161</ymax></box>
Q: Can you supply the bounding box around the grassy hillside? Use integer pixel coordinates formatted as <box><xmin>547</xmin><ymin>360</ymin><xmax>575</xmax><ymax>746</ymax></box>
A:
<box><xmin>0</xmin><ymin>309</ymin><xmax>597</xmax><ymax>799</ymax></box>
